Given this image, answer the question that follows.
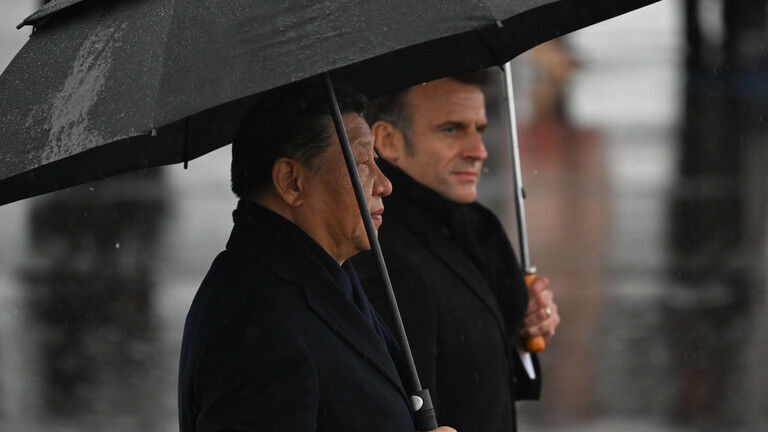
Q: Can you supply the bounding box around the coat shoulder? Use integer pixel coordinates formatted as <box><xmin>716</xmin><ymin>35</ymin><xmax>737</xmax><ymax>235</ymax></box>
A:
<box><xmin>181</xmin><ymin>249</ymin><xmax>312</xmax><ymax>380</ymax></box>
<box><xmin>193</xmin><ymin>249</ymin><xmax>304</xmax><ymax>315</ymax></box>
<box><xmin>179</xmin><ymin>251</ymin><xmax>320</xmax><ymax>431</ymax></box>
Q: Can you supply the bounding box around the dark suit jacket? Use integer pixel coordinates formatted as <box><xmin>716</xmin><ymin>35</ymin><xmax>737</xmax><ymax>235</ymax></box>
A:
<box><xmin>179</xmin><ymin>202</ymin><xmax>416</xmax><ymax>432</ymax></box>
<box><xmin>353</xmin><ymin>162</ymin><xmax>541</xmax><ymax>432</ymax></box>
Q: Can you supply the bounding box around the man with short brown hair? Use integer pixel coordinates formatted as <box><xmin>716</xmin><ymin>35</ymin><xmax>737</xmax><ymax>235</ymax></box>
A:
<box><xmin>353</xmin><ymin>73</ymin><xmax>560</xmax><ymax>432</ymax></box>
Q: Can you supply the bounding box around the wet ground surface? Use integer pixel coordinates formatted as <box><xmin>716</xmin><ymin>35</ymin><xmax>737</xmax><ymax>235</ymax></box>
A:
<box><xmin>1</xmin><ymin>1</ymin><xmax>767</xmax><ymax>431</ymax></box>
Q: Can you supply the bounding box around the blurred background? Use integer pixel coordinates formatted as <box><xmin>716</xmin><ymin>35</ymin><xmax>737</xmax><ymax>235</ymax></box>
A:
<box><xmin>1</xmin><ymin>0</ymin><xmax>767</xmax><ymax>431</ymax></box>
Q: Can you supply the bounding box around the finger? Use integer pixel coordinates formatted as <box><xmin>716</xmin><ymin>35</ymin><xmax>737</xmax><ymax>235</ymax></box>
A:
<box><xmin>521</xmin><ymin>317</ymin><xmax>556</xmax><ymax>339</ymax></box>
<box><xmin>537</xmin><ymin>288</ymin><xmax>554</xmax><ymax>302</ymax></box>
<box><xmin>524</xmin><ymin>305</ymin><xmax>551</xmax><ymax>323</ymax></box>
<box><xmin>526</xmin><ymin>297</ymin><xmax>555</xmax><ymax>321</ymax></box>
<box><xmin>542</xmin><ymin>315</ymin><xmax>560</xmax><ymax>341</ymax></box>
<box><xmin>527</xmin><ymin>277</ymin><xmax>549</xmax><ymax>295</ymax></box>
<box><xmin>535</xmin><ymin>290</ymin><xmax>554</xmax><ymax>306</ymax></box>
<box><xmin>539</xmin><ymin>308</ymin><xmax>561</xmax><ymax>341</ymax></box>
<box><xmin>520</xmin><ymin>322</ymin><xmax>542</xmax><ymax>338</ymax></box>
<box><xmin>532</xmin><ymin>302</ymin><xmax>558</xmax><ymax>323</ymax></box>
<box><xmin>527</xmin><ymin>289</ymin><xmax>553</xmax><ymax>311</ymax></box>
<box><xmin>522</xmin><ymin>304</ymin><xmax>559</xmax><ymax>336</ymax></box>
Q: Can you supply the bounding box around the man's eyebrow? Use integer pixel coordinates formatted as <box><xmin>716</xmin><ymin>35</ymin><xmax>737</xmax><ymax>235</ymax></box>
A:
<box><xmin>435</xmin><ymin>121</ymin><xmax>467</xmax><ymax>129</ymax></box>
<box><xmin>351</xmin><ymin>137</ymin><xmax>375</xmax><ymax>154</ymax></box>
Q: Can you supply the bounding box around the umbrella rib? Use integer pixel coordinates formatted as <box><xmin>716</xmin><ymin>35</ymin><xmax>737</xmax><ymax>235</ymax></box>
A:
<box><xmin>150</xmin><ymin>0</ymin><xmax>180</xmax><ymax>138</ymax></box>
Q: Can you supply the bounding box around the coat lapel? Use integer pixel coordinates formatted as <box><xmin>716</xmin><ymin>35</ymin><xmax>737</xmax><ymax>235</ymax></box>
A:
<box><xmin>393</xmin><ymin>198</ymin><xmax>509</xmax><ymax>336</ymax></box>
<box><xmin>227</xmin><ymin>222</ymin><xmax>407</xmax><ymax>399</ymax></box>
<box><xmin>301</xmin><ymin>280</ymin><xmax>407</xmax><ymax>398</ymax></box>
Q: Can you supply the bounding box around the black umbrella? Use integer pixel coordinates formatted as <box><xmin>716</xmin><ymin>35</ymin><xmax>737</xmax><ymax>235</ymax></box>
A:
<box><xmin>0</xmin><ymin>0</ymin><xmax>658</xmax><ymax>205</ymax></box>
<box><xmin>0</xmin><ymin>1</ymin><xmax>660</xmax><ymax>429</ymax></box>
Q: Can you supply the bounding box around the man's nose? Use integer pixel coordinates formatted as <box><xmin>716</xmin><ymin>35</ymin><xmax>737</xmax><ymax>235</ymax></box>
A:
<box><xmin>462</xmin><ymin>133</ymin><xmax>488</xmax><ymax>161</ymax></box>
<box><xmin>374</xmin><ymin>165</ymin><xmax>393</xmax><ymax>197</ymax></box>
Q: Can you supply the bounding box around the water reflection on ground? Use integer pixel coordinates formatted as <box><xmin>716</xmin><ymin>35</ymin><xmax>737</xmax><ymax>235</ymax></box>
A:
<box><xmin>1</xmin><ymin>1</ymin><xmax>767</xmax><ymax>431</ymax></box>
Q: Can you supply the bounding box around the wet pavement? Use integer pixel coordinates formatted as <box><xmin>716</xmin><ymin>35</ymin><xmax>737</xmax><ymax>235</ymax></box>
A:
<box><xmin>1</xmin><ymin>1</ymin><xmax>767</xmax><ymax>431</ymax></box>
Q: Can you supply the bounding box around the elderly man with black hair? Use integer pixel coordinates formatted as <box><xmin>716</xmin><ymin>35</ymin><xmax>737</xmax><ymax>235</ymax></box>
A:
<box><xmin>352</xmin><ymin>73</ymin><xmax>561</xmax><ymax>432</ymax></box>
<box><xmin>178</xmin><ymin>82</ymin><xmax>456</xmax><ymax>432</ymax></box>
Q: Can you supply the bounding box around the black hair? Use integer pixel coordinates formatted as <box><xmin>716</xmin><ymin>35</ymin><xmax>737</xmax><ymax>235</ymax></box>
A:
<box><xmin>231</xmin><ymin>80</ymin><xmax>368</xmax><ymax>199</ymax></box>
<box><xmin>365</xmin><ymin>69</ymin><xmax>495</xmax><ymax>140</ymax></box>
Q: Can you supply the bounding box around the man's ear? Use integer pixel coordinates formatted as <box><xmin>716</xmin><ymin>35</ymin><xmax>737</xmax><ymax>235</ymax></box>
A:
<box><xmin>371</xmin><ymin>121</ymin><xmax>406</xmax><ymax>163</ymax></box>
<box><xmin>271</xmin><ymin>158</ymin><xmax>305</xmax><ymax>206</ymax></box>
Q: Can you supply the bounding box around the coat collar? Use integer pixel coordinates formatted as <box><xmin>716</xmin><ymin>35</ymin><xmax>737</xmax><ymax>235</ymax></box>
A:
<box><xmin>225</xmin><ymin>201</ymin><xmax>407</xmax><ymax>398</ymax></box>
<box><xmin>380</xmin><ymin>162</ymin><xmax>509</xmax><ymax>336</ymax></box>
<box><xmin>379</xmin><ymin>158</ymin><xmax>460</xmax><ymax>225</ymax></box>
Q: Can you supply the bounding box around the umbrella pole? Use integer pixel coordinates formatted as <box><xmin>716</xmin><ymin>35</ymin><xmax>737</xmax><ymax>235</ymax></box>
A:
<box><xmin>501</xmin><ymin>62</ymin><xmax>546</xmax><ymax>353</ymax></box>
<box><xmin>322</xmin><ymin>73</ymin><xmax>438</xmax><ymax>431</ymax></box>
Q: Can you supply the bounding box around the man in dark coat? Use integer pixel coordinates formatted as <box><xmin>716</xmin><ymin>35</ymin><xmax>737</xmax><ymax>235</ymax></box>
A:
<box><xmin>178</xmin><ymin>82</ymin><xmax>456</xmax><ymax>432</ymax></box>
<box><xmin>352</xmin><ymin>74</ymin><xmax>561</xmax><ymax>432</ymax></box>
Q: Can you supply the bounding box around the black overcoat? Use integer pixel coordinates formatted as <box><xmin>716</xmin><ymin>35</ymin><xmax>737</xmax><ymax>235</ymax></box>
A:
<box><xmin>353</xmin><ymin>162</ymin><xmax>541</xmax><ymax>432</ymax></box>
<box><xmin>178</xmin><ymin>202</ymin><xmax>416</xmax><ymax>432</ymax></box>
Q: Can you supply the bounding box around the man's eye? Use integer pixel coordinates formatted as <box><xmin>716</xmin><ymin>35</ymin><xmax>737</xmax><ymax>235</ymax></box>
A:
<box><xmin>442</xmin><ymin>127</ymin><xmax>456</xmax><ymax>134</ymax></box>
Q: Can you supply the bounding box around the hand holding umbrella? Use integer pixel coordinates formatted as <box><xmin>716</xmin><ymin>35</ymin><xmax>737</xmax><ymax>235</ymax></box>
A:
<box><xmin>522</xmin><ymin>276</ymin><xmax>559</xmax><ymax>348</ymax></box>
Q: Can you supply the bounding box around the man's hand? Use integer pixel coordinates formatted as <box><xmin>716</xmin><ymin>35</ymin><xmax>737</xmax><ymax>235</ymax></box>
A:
<box><xmin>520</xmin><ymin>276</ymin><xmax>560</xmax><ymax>341</ymax></box>
<box><xmin>429</xmin><ymin>427</ymin><xmax>457</xmax><ymax>432</ymax></box>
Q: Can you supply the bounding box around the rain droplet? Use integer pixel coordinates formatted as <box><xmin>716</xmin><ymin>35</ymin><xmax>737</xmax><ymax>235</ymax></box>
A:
<box><xmin>89</xmin><ymin>187</ymin><xmax>94</xmax><ymax>192</ymax></box>
<box><xmin>115</xmin><ymin>242</ymin><xmax>121</xmax><ymax>249</ymax></box>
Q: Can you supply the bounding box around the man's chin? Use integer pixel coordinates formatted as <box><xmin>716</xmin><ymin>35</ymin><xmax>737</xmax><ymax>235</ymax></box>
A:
<box><xmin>444</xmin><ymin>186</ymin><xmax>478</xmax><ymax>204</ymax></box>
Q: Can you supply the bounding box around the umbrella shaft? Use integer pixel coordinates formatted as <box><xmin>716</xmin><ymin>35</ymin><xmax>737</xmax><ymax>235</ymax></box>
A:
<box><xmin>502</xmin><ymin>63</ymin><xmax>532</xmax><ymax>271</ymax></box>
<box><xmin>322</xmin><ymin>73</ymin><xmax>423</xmax><ymax>391</ymax></box>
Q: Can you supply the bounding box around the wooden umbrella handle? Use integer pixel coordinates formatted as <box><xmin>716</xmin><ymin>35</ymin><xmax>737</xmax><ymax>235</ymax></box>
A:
<box><xmin>524</xmin><ymin>272</ymin><xmax>546</xmax><ymax>352</ymax></box>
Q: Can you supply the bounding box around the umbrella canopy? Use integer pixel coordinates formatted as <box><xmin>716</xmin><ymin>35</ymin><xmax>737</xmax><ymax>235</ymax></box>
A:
<box><xmin>0</xmin><ymin>0</ymin><xmax>658</xmax><ymax>205</ymax></box>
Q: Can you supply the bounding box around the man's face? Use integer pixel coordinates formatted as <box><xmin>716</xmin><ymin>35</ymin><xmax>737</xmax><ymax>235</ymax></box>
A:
<box><xmin>389</xmin><ymin>78</ymin><xmax>488</xmax><ymax>203</ymax></box>
<box><xmin>300</xmin><ymin>113</ymin><xmax>392</xmax><ymax>258</ymax></box>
